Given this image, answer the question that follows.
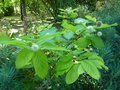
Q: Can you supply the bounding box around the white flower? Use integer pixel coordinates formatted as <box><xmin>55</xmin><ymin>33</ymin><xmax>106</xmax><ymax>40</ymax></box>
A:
<box><xmin>87</xmin><ymin>26</ymin><xmax>96</xmax><ymax>31</ymax></box>
<box><xmin>65</xmin><ymin>7</ymin><xmax>72</xmax><ymax>11</ymax></box>
<box><xmin>31</xmin><ymin>44</ymin><xmax>39</xmax><ymax>51</ymax></box>
<box><xmin>90</xmin><ymin>48</ymin><xmax>93</xmax><ymax>51</ymax></box>
<box><xmin>97</xmin><ymin>32</ymin><xmax>102</xmax><ymax>36</ymax></box>
<box><xmin>46</xmin><ymin>33</ymin><xmax>50</xmax><ymax>35</ymax></box>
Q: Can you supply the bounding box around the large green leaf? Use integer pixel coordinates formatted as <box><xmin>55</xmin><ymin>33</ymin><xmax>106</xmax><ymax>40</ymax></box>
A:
<box><xmin>38</xmin><ymin>27</ymin><xmax>59</xmax><ymax>43</ymax></box>
<box><xmin>39</xmin><ymin>42</ymin><xmax>69</xmax><ymax>51</ymax></box>
<box><xmin>79</xmin><ymin>52</ymin><xmax>98</xmax><ymax>60</ymax></box>
<box><xmin>69</xmin><ymin>13</ymin><xmax>78</xmax><ymax>18</ymax></box>
<box><xmin>89</xmin><ymin>55</ymin><xmax>108</xmax><ymax>70</ymax></box>
<box><xmin>63</xmin><ymin>31</ymin><xmax>74</xmax><ymax>40</ymax></box>
<box><xmin>56</xmin><ymin>54</ymin><xmax>74</xmax><ymax>75</ymax></box>
<box><xmin>15</xmin><ymin>49</ymin><xmax>34</xmax><ymax>69</ymax></box>
<box><xmin>66</xmin><ymin>64</ymin><xmax>79</xmax><ymax>84</ymax></box>
<box><xmin>36</xmin><ymin>31</ymin><xmax>66</xmax><ymax>42</ymax></box>
<box><xmin>62</xmin><ymin>20</ymin><xmax>76</xmax><ymax>32</ymax></box>
<box><xmin>0</xmin><ymin>36</ymin><xmax>11</xmax><ymax>40</ymax></box>
<box><xmin>74</xmin><ymin>37</ymin><xmax>90</xmax><ymax>49</ymax></box>
<box><xmin>32</xmin><ymin>50</ymin><xmax>48</xmax><ymax>79</ymax></box>
<box><xmin>81</xmin><ymin>60</ymin><xmax>100</xmax><ymax>80</ymax></box>
<box><xmin>94</xmin><ymin>23</ymin><xmax>118</xmax><ymax>29</ymax></box>
<box><xmin>79</xmin><ymin>52</ymin><xmax>108</xmax><ymax>70</ymax></box>
<box><xmin>89</xmin><ymin>35</ymin><xmax>104</xmax><ymax>48</ymax></box>
<box><xmin>0</xmin><ymin>40</ymin><xmax>28</xmax><ymax>49</ymax></box>
<box><xmin>78</xmin><ymin>64</ymin><xmax>85</xmax><ymax>75</ymax></box>
<box><xmin>85</xmin><ymin>15</ymin><xmax>96</xmax><ymax>22</ymax></box>
<box><xmin>75</xmin><ymin>25</ymin><xmax>87</xmax><ymax>34</ymax></box>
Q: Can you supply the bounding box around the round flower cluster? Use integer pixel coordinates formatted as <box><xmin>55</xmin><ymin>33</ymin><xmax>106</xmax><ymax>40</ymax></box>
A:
<box><xmin>89</xmin><ymin>48</ymin><xmax>93</xmax><ymax>51</ymax></box>
<box><xmin>65</xmin><ymin>7</ymin><xmax>72</xmax><ymax>12</ymax></box>
<box><xmin>31</xmin><ymin>44</ymin><xmax>40</xmax><ymax>51</ymax></box>
<box><xmin>87</xmin><ymin>26</ymin><xmax>96</xmax><ymax>32</ymax></box>
<box><xmin>96</xmin><ymin>21</ymin><xmax>103</xmax><ymax>27</ymax></box>
<box><xmin>97</xmin><ymin>32</ymin><xmax>102</xmax><ymax>36</ymax></box>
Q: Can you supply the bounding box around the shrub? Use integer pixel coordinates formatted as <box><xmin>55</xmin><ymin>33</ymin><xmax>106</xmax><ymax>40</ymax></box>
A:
<box><xmin>0</xmin><ymin>8</ymin><xmax>117</xmax><ymax>89</ymax></box>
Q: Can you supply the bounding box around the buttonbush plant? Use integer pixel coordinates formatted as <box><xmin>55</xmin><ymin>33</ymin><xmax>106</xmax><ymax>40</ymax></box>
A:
<box><xmin>0</xmin><ymin>8</ymin><xmax>117</xmax><ymax>84</ymax></box>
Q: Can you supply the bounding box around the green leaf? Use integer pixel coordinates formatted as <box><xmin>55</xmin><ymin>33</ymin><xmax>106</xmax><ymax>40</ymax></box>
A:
<box><xmin>94</xmin><ymin>23</ymin><xmax>118</xmax><ymax>29</ymax></box>
<box><xmin>39</xmin><ymin>42</ymin><xmax>69</xmax><ymax>51</ymax></box>
<box><xmin>69</xmin><ymin>13</ymin><xmax>78</xmax><ymax>18</ymax></box>
<box><xmin>79</xmin><ymin>52</ymin><xmax>108</xmax><ymax>70</ymax></box>
<box><xmin>79</xmin><ymin>52</ymin><xmax>98</xmax><ymax>60</ymax></box>
<box><xmin>66</xmin><ymin>64</ymin><xmax>79</xmax><ymax>84</ymax></box>
<box><xmin>40</xmin><ymin>27</ymin><xmax>57</xmax><ymax>37</ymax></box>
<box><xmin>62</xmin><ymin>20</ymin><xmax>76</xmax><ymax>32</ymax></box>
<box><xmin>76</xmin><ymin>25</ymin><xmax>87</xmax><ymax>34</ymax></box>
<box><xmin>89</xmin><ymin>35</ymin><xmax>104</xmax><ymax>48</ymax></box>
<box><xmin>74</xmin><ymin>18</ymin><xmax>89</xmax><ymax>24</ymax></box>
<box><xmin>0</xmin><ymin>36</ymin><xmax>28</xmax><ymax>49</ymax></box>
<box><xmin>47</xmin><ymin>23</ymin><xmax>54</xmax><ymax>29</ymax></box>
<box><xmin>89</xmin><ymin>55</ymin><xmax>104</xmax><ymax>64</ymax></box>
<box><xmin>32</xmin><ymin>50</ymin><xmax>48</xmax><ymax>79</ymax></box>
<box><xmin>81</xmin><ymin>60</ymin><xmax>100</xmax><ymax>80</ymax></box>
<box><xmin>16</xmin><ymin>34</ymin><xmax>36</xmax><ymax>41</ymax></box>
<box><xmin>63</xmin><ymin>31</ymin><xmax>74</xmax><ymax>40</ymax></box>
<box><xmin>0</xmin><ymin>40</ymin><xmax>28</xmax><ymax>49</ymax></box>
<box><xmin>0</xmin><ymin>36</ymin><xmax>11</xmax><ymax>40</ymax></box>
<box><xmin>85</xmin><ymin>15</ymin><xmax>96</xmax><ymax>22</ymax></box>
<box><xmin>89</xmin><ymin>56</ymin><xmax>108</xmax><ymax>70</ymax></box>
<box><xmin>15</xmin><ymin>49</ymin><xmax>34</xmax><ymax>69</ymax></box>
<box><xmin>36</xmin><ymin>31</ymin><xmax>66</xmax><ymax>42</ymax></box>
<box><xmin>56</xmin><ymin>54</ymin><xmax>74</xmax><ymax>75</ymax></box>
<box><xmin>74</xmin><ymin>37</ymin><xmax>90</xmax><ymax>49</ymax></box>
<box><xmin>78</xmin><ymin>64</ymin><xmax>85</xmax><ymax>75</ymax></box>
<box><xmin>39</xmin><ymin>27</ymin><xmax>58</xmax><ymax>43</ymax></box>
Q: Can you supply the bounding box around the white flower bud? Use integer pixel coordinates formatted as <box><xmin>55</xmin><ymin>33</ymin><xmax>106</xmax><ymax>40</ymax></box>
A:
<box><xmin>65</xmin><ymin>7</ymin><xmax>72</xmax><ymax>11</ymax></box>
<box><xmin>90</xmin><ymin>48</ymin><xmax>93</xmax><ymax>51</ymax></box>
<box><xmin>97</xmin><ymin>32</ymin><xmax>102</xmax><ymax>36</ymax></box>
<box><xmin>31</xmin><ymin>44</ymin><xmax>39</xmax><ymax>51</ymax></box>
<box><xmin>46</xmin><ymin>33</ymin><xmax>49</xmax><ymax>35</ymax></box>
<box><xmin>87</xmin><ymin>26</ymin><xmax>96</xmax><ymax>31</ymax></box>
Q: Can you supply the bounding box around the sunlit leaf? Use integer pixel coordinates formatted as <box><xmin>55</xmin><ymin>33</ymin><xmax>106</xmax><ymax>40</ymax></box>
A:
<box><xmin>89</xmin><ymin>35</ymin><xmax>104</xmax><ymax>48</ymax></box>
<box><xmin>74</xmin><ymin>37</ymin><xmax>90</xmax><ymax>49</ymax></box>
<box><xmin>94</xmin><ymin>23</ymin><xmax>118</xmax><ymax>29</ymax></box>
<box><xmin>0</xmin><ymin>40</ymin><xmax>29</xmax><ymax>49</ymax></box>
<box><xmin>56</xmin><ymin>54</ymin><xmax>73</xmax><ymax>75</ymax></box>
<box><xmin>32</xmin><ymin>50</ymin><xmax>48</xmax><ymax>79</ymax></box>
<box><xmin>66</xmin><ymin>64</ymin><xmax>79</xmax><ymax>84</ymax></box>
<box><xmin>15</xmin><ymin>49</ymin><xmax>34</xmax><ymax>69</ymax></box>
<box><xmin>81</xmin><ymin>60</ymin><xmax>100</xmax><ymax>80</ymax></box>
<box><xmin>39</xmin><ymin>42</ymin><xmax>69</xmax><ymax>51</ymax></box>
<box><xmin>85</xmin><ymin>15</ymin><xmax>96</xmax><ymax>22</ymax></box>
<box><xmin>62</xmin><ymin>20</ymin><xmax>76</xmax><ymax>32</ymax></box>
